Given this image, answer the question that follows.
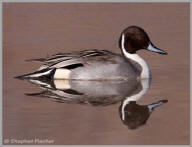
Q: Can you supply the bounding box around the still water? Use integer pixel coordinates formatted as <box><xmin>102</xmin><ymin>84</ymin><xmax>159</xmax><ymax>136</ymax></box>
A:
<box><xmin>3</xmin><ymin>3</ymin><xmax>189</xmax><ymax>145</ymax></box>
<box><xmin>19</xmin><ymin>77</ymin><xmax>168</xmax><ymax>129</ymax></box>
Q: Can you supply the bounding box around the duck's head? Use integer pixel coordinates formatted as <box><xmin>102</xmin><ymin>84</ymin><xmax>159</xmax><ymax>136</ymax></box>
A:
<box><xmin>119</xmin><ymin>26</ymin><xmax>167</xmax><ymax>55</ymax></box>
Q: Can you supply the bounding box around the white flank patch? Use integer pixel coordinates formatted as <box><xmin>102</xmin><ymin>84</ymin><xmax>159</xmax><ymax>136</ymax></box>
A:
<box><xmin>53</xmin><ymin>68</ymin><xmax>71</xmax><ymax>79</ymax></box>
<box><xmin>121</xmin><ymin>78</ymin><xmax>150</xmax><ymax>121</ymax></box>
<box><xmin>121</xmin><ymin>34</ymin><xmax>151</xmax><ymax>79</ymax></box>
<box><xmin>53</xmin><ymin>79</ymin><xmax>71</xmax><ymax>90</ymax></box>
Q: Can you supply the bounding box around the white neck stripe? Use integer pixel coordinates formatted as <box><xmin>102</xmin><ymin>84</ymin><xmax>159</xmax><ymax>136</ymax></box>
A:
<box><xmin>121</xmin><ymin>34</ymin><xmax>151</xmax><ymax>79</ymax></box>
<box><xmin>121</xmin><ymin>78</ymin><xmax>150</xmax><ymax>121</ymax></box>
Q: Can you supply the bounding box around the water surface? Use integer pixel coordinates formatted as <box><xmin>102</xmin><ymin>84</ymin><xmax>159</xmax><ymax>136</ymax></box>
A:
<box><xmin>3</xmin><ymin>3</ymin><xmax>190</xmax><ymax>145</ymax></box>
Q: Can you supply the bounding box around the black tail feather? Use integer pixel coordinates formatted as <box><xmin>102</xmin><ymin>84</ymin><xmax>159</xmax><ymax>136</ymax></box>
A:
<box><xmin>14</xmin><ymin>69</ymin><xmax>56</xmax><ymax>80</ymax></box>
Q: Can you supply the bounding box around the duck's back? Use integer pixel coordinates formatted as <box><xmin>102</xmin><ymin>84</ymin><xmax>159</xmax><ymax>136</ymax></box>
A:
<box><xmin>67</xmin><ymin>50</ymin><xmax>141</xmax><ymax>80</ymax></box>
<box><xmin>18</xmin><ymin>49</ymin><xmax>141</xmax><ymax>80</ymax></box>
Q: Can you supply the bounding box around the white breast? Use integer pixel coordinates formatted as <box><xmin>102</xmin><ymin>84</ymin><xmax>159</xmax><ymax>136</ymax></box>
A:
<box><xmin>121</xmin><ymin>34</ymin><xmax>151</xmax><ymax>79</ymax></box>
<box><xmin>121</xmin><ymin>78</ymin><xmax>150</xmax><ymax>121</ymax></box>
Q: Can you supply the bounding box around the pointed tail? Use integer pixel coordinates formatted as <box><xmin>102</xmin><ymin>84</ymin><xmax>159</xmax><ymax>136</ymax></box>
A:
<box><xmin>14</xmin><ymin>68</ymin><xmax>55</xmax><ymax>79</ymax></box>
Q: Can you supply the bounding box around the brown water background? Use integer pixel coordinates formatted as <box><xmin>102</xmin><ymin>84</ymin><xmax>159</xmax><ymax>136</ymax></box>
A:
<box><xmin>3</xmin><ymin>3</ymin><xmax>190</xmax><ymax>145</ymax></box>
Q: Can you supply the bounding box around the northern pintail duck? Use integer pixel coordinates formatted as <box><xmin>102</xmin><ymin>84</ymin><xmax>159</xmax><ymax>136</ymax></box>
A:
<box><xmin>16</xmin><ymin>26</ymin><xmax>167</xmax><ymax>80</ymax></box>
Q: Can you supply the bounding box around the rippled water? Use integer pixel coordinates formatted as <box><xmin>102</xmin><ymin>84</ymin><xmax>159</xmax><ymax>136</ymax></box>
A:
<box><xmin>3</xmin><ymin>3</ymin><xmax>190</xmax><ymax>145</ymax></box>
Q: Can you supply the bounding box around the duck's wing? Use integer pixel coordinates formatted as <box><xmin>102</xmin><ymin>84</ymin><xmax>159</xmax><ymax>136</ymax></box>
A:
<box><xmin>15</xmin><ymin>49</ymin><xmax>119</xmax><ymax>79</ymax></box>
<box><xmin>28</xmin><ymin>49</ymin><xmax>118</xmax><ymax>70</ymax></box>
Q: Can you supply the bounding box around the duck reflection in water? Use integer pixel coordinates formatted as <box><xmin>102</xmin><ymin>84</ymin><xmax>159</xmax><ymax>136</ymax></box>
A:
<box><xmin>20</xmin><ymin>77</ymin><xmax>167</xmax><ymax>129</ymax></box>
<box><xmin>119</xmin><ymin>100</ymin><xmax>168</xmax><ymax>129</ymax></box>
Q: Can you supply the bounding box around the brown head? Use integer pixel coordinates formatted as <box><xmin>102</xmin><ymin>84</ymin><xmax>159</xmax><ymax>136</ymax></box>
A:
<box><xmin>119</xmin><ymin>26</ymin><xmax>167</xmax><ymax>55</ymax></box>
